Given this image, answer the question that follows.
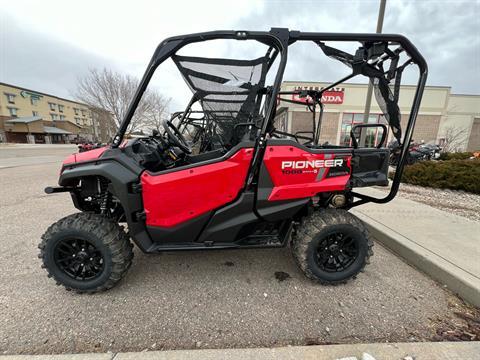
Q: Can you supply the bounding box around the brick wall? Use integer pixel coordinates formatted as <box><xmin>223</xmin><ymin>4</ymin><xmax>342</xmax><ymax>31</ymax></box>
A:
<box><xmin>467</xmin><ymin>118</ymin><xmax>480</xmax><ymax>152</ymax></box>
<box><xmin>0</xmin><ymin>115</ymin><xmax>10</xmax><ymax>131</ymax></box>
<box><xmin>319</xmin><ymin>112</ymin><xmax>340</xmax><ymax>144</ymax></box>
<box><xmin>4</xmin><ymin>120</ymin><xmax>44</xmax><ymax>133</ymax></box>
<box><xmin>291</xmin><ymin>111</ymin><xmax>339</xmax><ymax>144</ymax></box>
<box><xmin>400</xmin><ymin>114</ymin><xmax>441</xmax><ymax>143</ymax></box>
<box><xmin>55</xmin><ymin>121</ymin><xmax>82</xmax><ymax>134</ymax></box>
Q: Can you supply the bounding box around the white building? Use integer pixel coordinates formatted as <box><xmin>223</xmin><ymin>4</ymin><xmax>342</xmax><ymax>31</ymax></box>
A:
<box><xmin>276</xmin><ymin>81</ymin><xmax>480</xmax><ymax>152</ymax></box>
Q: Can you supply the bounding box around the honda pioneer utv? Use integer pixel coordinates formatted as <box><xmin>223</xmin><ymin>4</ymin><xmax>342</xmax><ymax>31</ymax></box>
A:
<box><xmin>40</xmin><ymin>29</ymin><xmax>427</xmax><ymax>293</ymax></box>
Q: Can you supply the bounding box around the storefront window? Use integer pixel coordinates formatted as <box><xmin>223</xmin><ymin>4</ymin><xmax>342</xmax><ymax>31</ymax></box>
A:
<box><xmin>353</xmin><ymin>113</ymin><xmax>364</xmax><ymax>123</ymax></box>
<box><xmin>340</xmin><ymin>113</ymin><xmax>388</xmax><ymax>147</ymax></box>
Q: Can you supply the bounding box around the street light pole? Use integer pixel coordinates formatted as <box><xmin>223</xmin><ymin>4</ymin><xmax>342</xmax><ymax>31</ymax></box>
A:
<box><xmin>360</xmin><ymin>0</ymin><xmax>387</xmax><ymax>146</ymax></box>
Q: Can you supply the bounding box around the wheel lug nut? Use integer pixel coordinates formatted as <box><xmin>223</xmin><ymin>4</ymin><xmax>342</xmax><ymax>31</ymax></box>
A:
<box><xmin>89</xmin><ymin>258</ymin><xmax>93</xmax><ymax>261</ymax></box>
<box><xmin>82</xmin><ymin>248</ymin><xmax>85</xmax><ymax>251</ymax></box>
<box><xmin>72</xmin><ymin>254</ymin><xmax>76</xmax><ymax>257</ymax></box>
<box><xmin>81</xmin><ymin>263</ymin><xmax>84</xmax><ymax>266</ymax></box>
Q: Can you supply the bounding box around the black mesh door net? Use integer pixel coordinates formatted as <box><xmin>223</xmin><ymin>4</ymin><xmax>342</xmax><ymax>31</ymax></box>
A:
<box><xmin>173</xmin><ymin>55</ymin><xmax>269</xmax><ymax>147</ymax></box>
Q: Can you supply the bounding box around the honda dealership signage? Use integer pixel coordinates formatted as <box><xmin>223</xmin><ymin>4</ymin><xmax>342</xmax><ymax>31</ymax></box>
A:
<box><xmin>291</xmin><ymin>86</ymin><xmax>345</xmax><ymax>104</ymax></box>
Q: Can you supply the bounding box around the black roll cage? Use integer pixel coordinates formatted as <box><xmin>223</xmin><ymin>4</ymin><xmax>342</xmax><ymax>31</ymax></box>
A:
<box><xmin>112</xmin><ymin>28</ymin><xmax>428</xmax><ymax>207</ymax></box>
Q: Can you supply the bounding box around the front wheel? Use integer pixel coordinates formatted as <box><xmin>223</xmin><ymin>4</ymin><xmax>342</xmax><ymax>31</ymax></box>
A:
<box><xmin>292</xmin><ymin>209</ymin><xmax>373</xmax><ymax>285</ymax></box>
<box><xmin>39</xmin><ymin>213</ymin><xmax>133</xmax><ymax>293</ymax></box>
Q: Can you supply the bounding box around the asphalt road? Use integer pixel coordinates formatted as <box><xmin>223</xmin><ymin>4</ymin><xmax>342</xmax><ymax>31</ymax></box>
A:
<box><xmin>0</xmin><ymin>146</ymin><xmax>464</xmax><ymax>355</ymax></box>
<box><xmin>0</xmin><ymin>144</ymin><xmax>78</xmax><ymax>168</ymax></box>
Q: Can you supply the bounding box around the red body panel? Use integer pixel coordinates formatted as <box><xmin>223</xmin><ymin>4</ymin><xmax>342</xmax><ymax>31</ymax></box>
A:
<box><xmin>141</xmin><ymin>148</ymin><xmax>253</xmax><ymax>227</ymax></box>
<box><xmin>262</xmin><ymin>145</ymin><xmax>351</xmax><ymax>201</ymax></box>
<box><xmin>63</xmin><ymin>147</ymin><xmax>107</xmax><ymax>165</ymax></box>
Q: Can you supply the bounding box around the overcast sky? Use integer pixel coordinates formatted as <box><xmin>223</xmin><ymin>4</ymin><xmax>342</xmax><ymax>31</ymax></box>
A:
<box><xmin>1</xmin><ymin>0</ymin><xmax>479</xmax><ymax>111</ymax></box>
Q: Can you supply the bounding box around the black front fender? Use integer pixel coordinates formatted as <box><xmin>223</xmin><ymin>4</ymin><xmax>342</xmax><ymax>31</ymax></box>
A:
<box><xmin>59</xmin><ymin>160</ymin><xmax>153</xmax><ymax>252</ymax></box>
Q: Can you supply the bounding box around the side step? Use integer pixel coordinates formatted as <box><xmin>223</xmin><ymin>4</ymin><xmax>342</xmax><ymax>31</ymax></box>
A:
<box><xmin>147</xmin><ymin>222</ymin><xmax>293</xmax><ymax>252</ymax></box>
<box><xmin>147</xmin><ymin>239</ymin><xmax>285</xmax><ymax>252</ymax></box>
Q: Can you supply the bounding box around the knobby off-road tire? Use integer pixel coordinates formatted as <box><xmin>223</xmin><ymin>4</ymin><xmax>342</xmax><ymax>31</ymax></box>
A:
<box><xmin>39</xmin><ymin>213</ymin><xmax>133</xmax><ymax>293</ymax></box>
<box><xmin>292</xmin><ymin>208</ymin><xmax>373</xmax><ymax>285</ymax></box>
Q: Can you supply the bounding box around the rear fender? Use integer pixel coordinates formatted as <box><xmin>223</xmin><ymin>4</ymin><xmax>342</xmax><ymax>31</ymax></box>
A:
<box><xmin>259</xmin><ymin>141</ymin><xmax>352</xmax><ymax>201</ymax></box>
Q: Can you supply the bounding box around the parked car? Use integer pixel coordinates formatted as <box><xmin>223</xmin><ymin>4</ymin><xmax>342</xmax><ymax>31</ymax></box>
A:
<box><xmin>78</xmin><ymin>142</ymin><xmax>103</xmax><ymax>153</ymax></box>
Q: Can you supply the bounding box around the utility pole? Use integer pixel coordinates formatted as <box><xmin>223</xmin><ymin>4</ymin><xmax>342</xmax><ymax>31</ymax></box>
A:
<box><xmin>360</xmin><ymin>0</ymin><xmax>387</xmax><ymax>146</ymax></box>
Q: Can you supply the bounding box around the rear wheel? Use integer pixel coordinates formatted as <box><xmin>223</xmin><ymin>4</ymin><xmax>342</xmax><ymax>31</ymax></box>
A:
<box><xmin>39</xmin><ymin>213</ymin><xmax>133</xmax><ymax>293</ymax></box>
<box><xmin>292</xmin><ymin>209</ymin><xmax>373</xmax><ymax>284</ymax></box>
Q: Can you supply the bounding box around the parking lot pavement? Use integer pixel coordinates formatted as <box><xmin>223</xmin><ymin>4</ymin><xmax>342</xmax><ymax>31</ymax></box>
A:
<box><xmin>0</xmin><ymin>144</ymin><xmax>77</xmax><ymax>168</ymax></box>
<box><xmin>0</xmin><ymin>152</ymin><xmax>471</xmax><ymax>355</ymax></box>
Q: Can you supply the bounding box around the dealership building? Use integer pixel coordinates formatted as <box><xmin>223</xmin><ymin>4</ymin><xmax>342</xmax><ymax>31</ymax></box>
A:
<box><xmin>276</xmin><ymin>81</ymin><xmax>480</xmax><ymax>152</ymax></box>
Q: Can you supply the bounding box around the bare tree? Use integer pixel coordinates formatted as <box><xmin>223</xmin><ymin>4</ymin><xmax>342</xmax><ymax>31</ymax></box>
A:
<box><xmin>143</xmin><ymin>92</ymin><xmax>171</xmax><ymax>133</ymax></box>
<box><xmin>76</xmin><ymin>68</ymin><xmax>169</xmax><ymax>134</ymax></box>
<box><xmin>441</xmin><ymin>125</ymin><xmax>469</xmax><ymax>152</ymax></box>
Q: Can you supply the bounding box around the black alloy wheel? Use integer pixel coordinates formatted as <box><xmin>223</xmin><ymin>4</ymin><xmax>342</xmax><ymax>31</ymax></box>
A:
<box><xmin>292</xmin><ymin>209</ymin><xmax>373</xmax><ymax>285</ymax></box>
<box><xmin>315</xmin><ymin>231</ymin><xmax>359</xmax><ymax>272</ymax></box>
<box><xmin>54</xmin><ymin>238</ymin><xmax>105</xmax><ymax>281</ymax></box>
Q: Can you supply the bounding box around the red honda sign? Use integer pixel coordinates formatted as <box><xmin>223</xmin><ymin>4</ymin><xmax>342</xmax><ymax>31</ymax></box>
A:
<box><xmin>292</xmin><ymin>90</ymin><xmax>344</xmax><ymax>104</ymax></box>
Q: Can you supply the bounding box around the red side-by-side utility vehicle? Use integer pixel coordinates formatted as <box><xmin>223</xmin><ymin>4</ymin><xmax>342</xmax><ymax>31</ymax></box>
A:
<box><xmin>40</xmin><ymin>28</ymin><xmax>427</xmax><ymax>293</ymax></box>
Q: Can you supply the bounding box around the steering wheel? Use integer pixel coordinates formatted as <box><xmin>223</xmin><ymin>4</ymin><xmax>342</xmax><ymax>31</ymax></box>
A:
<box><xmin>162</xmin><ymin>119</ymin><xmax>192</xmax><ymax>154</ymax></box>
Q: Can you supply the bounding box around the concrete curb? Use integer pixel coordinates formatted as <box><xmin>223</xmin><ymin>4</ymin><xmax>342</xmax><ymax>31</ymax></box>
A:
<box><xmin>1</xmin><ymin>342</ymin><xmax>480</xmax><ymax>360</ymax></box>
<box><xmin>354</xmin><ymin>212</ymin><xmax>480</xmax><ymax>307</ymax></box>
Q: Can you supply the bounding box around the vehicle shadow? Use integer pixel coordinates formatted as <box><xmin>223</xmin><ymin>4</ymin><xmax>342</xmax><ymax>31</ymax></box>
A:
<box><xmin>123</xmin><ymin>246</ymin><xmax>304</xmax><ymax>290</ymax></box>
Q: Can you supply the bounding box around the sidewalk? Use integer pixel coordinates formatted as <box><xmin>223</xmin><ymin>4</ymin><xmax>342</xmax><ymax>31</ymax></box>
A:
<box><xmin>1</xmin><ymin>342</ymin><xmax>479</xmax><ymax>360</ymax></box>
<box><xmin>352</xmin><ymin>187</ymin><xmax>480</xmax><ymax>307</ymax></box>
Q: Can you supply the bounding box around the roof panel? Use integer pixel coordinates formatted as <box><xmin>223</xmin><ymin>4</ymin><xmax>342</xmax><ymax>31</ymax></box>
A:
<box><xmin>43</xmin><ymin>126</ymin><xmax>72</xmax><ymax>134</ymax></box>
<box><xmin>5</xmin><ymin>116</ymin><xmax>43</xmax><ymax>124</ymax></box>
